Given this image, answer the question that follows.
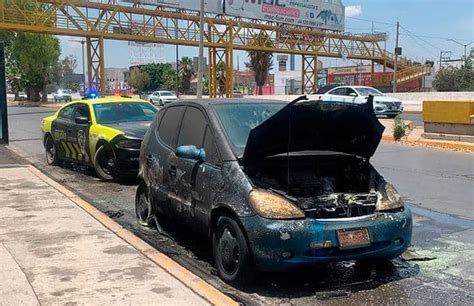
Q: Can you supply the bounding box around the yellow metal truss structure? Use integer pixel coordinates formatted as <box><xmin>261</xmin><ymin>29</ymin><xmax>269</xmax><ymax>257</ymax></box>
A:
<box><xmin>0</xmin><ymin>0</ymin><xmax>431</xmax><ymax>95</ymax></box>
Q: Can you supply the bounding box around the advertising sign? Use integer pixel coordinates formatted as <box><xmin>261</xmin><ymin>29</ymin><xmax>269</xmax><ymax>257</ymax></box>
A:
<box><xmin>224</xmin><ymin>0</ymin><xmax>345</xmax><ymax>31</ymax></box>
<box><xmin>120</xmin><ymin>0</ymin><xmax>222</xmax><ymax>14</ymax></box>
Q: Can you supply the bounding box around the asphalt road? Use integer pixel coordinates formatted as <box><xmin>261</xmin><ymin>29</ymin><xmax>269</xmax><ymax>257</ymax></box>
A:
<box><xmin>400</xmin><ymin>113</ymin><xmax>423</xmax><ymax>127</ymax></box>
<box><xmin>5</xmin><ymin>106</ymin><xmax>474</xmax><ymax>305</ymax></box>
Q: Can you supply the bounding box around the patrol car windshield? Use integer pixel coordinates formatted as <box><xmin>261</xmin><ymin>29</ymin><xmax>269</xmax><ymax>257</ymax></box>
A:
<box><xmin>93</xmin><ymin>102</ymin><xmax>157</xmax><ymax>124</ymax></box>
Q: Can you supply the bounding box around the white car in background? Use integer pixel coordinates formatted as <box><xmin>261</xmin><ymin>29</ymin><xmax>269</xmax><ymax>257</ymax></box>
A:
<box><xmin>148</xmin><ymin>91</ymin><xmax>178</xmax><ymax>106</ymax></box>
<box><xmin>319</xmin><ymin>86</ymin><xmax>404</xmax><ymax>118</ymax></box>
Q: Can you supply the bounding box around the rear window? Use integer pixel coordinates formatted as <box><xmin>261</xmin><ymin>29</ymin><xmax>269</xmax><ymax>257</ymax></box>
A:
<box><xmin>158</xmin><ymin>106</ymin><xmax>185</xmax><ymax>149</ymax></box>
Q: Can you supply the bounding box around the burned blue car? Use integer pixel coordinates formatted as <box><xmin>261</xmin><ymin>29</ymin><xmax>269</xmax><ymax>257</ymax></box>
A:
<box><xmin>136</xmin><ymin>96</ymin><xmax>412</xmax><ymax>285</ymax></box>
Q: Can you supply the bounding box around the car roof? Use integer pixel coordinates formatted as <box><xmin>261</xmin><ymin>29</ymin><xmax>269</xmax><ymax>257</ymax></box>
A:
<box><xmin>182</xmin><ymin>98</ymin><xmax>286</xmax><ymax>106</ymax></box>
<box><xmin>64</xmin><ymin>97</ymin><xmax>147</xmax><ymax>106</ymax></box>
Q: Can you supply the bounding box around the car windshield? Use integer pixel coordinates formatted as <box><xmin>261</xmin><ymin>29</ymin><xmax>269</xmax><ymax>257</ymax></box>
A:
<box><xmin>356</xmin><ymin>87</ymin><xmax>383</xmax><ymax>96</ymax></box>
<box><xmin>213</xmin><ymin>103</ymin><xmax>285</xmax><ymax>156</ymax></box>
<box><xmin>160</xmin><ymin>92</ymin><xmax>174</xmax><ymax>96</ymax></box>
<box><xmin>93</xmin><ymin>102</ymin><xmax>158</xmax><ymax>124</ymax></box>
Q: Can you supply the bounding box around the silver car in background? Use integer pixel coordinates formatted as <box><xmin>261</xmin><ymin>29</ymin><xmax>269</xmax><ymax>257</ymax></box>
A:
<box><xmin>148</xmin><ymin>91</ymin><xmax>178</xmax><ymax>106</ymax></box>
<box><xmin>319</xmin><ymin>86</ymin><xmax>404</xmax><ymax>118</ymax></box>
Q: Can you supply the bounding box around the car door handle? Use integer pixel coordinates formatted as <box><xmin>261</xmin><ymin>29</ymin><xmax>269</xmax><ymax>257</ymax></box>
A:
<box><xmin>168</xmin><ymin>166</ymin><xmax>177</xmax><ymax>177</ymax></box>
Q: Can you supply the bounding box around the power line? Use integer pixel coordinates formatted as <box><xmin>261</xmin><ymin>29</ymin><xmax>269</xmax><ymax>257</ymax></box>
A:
<box><xmin>346</xmin><ymin>16</ymin><xmax>396</xmax><ymax>26</ymax></box>
<box><xmin>399</xmin><ymin>25</ymin><xmax>444</xmax><ymax>51</ymax></box>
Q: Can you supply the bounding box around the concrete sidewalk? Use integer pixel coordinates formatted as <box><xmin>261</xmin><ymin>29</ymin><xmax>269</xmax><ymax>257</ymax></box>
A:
<box><xmin>0</xmin><ymin>151</ymin><xmax>214</xmax><ymax>304</ymax></box>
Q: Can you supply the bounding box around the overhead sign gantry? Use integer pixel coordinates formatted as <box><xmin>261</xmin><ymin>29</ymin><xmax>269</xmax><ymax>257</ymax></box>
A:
<box><xmin>0</xmin><ymin>0</ymin><xmax>430</xmax><ymax>96</ymax></box>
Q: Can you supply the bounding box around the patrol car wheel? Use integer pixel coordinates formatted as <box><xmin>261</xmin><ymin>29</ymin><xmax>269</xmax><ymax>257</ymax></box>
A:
<box><xmin>213</xmin><ymin>216</ymin><xmax>254</xmax><ymax>285</ymax></box>
<box><xmin>45</xmin><ymin>135</ymin><xmax>60</xmax><ymax>166</ymax></box>
<box><xmin>94</xmin><ymin>145</ymin><xmax>116</xmax><ymax>182</ymax></box>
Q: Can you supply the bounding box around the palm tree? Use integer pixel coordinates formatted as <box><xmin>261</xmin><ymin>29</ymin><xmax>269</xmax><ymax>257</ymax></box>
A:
<box><xmin>245</xmin><ymin>32</ymin><xmax>274</xmax><ymax>95</ymax></box>
<box><xmin>178</xmin><ymin>56</ymin><xmax>193</xmax><ymax>94</ymax></box>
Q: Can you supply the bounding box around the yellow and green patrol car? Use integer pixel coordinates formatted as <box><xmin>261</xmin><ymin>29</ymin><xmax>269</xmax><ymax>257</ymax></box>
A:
<box><xmin>41</xmin><ymin>96</ymin><xmax>158</xmax><ymax>181</ymax></box>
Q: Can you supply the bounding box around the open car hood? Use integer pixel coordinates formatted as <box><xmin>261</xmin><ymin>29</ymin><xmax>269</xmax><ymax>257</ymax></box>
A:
<box><xmin>242</xmin><ymin>96</ymin><xmax>385</xmax><ymax>167</ymax></box>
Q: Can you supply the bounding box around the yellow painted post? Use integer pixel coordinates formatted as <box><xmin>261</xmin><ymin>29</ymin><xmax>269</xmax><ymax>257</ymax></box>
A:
<box><xmin>226</xmin><ymin>22</ymin><xmax>234</xmax><ymax>98</ymax></box>
<box><xmin>99</xmin><ymin>37</ymin><xmax>105</xmax><ymax>94</ymax></box>
<box><xmin>301</xmin><ymin>55</ymin><xmax>305</xmax><ymax>94</ymax></box>
<box><xmin>313</xmin><ymin>54</ymin><xmax>318</xmax><ymax>93</ymax></box>
<box><xmin>86</xmin><ymin>37</ymin><xmax>93</xmax><ymax>92</ymax></box>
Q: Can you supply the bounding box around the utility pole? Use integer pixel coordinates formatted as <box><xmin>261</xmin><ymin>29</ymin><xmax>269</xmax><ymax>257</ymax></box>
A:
<box><xmin>196</xmin><ymin>0</ymin><xmax>204</xmax><ymax>99</ymax></box>
<box><xmin>448</xmin><ymin>39</ymin><xmax>474</xmax><ymax>60</ymax></box>
<box><xmin>175</xmin><ymin>22</ymin><xmax>179</xmax><ymax>97</ymax></box>
<box><xmin>393</xmin><ymin>21</ymin><xmax>400</xmax><ymax>93</ymax></box>
<box><xmin>69</xmin><ymin>39</ymin><xmax>86</xmax><ymax>94</ymax></box>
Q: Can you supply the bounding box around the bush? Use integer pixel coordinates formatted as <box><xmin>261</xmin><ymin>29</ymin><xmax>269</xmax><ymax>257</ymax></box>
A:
<box><xmin>393</xmin><ymin>116</ymin><xmax>407</xmax><ymax>141</ymax></box>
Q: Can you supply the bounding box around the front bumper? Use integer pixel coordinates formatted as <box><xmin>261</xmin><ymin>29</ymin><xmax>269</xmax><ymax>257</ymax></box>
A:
<box><xmin>113</xmin><ymin>147</ymin><xmax>140</xmax><ymax>174</ymax></box>
<box><xmin>240</xmin><ymin>208</ymin><xmax>412</xmax><ymax>271</ymax></box>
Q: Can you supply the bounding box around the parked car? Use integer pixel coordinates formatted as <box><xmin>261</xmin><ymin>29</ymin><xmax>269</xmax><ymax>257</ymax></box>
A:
<box><xmin>18</xmin><ymin>91</ymin><xmax>27</xmax><ymax>101</ymax></box>
<box><xmin>135</xmin><ymin>96</ymin><xmax>412</xmax><ymax>285</ymax></box>
<box><xmin>53</xmin><ymin>89</ymin><xmax>73</xmax><ymax>102</ymax></box>
<box><xmin>41</xmin><ymin>96</ymin><xmax>158</xmax><ymax>181</ymax></box>
<box><xmin>149</xmin><ymin>91</ymin><xmax>178</xmax><ymax>106</ymax></box>
<box><xmin>319</xmin><ymin>86</ymin><xmax>403</xmax><ymax>118</ymax></box>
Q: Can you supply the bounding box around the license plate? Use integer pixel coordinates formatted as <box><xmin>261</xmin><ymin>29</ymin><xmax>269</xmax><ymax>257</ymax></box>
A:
<box><xmin>337</xmin><ymin>228</ymin><xmax>370</xmax><ymax>250</ymax></box>
<box><xmin>390</xmin><ymin>106</ymin><xmax>397</xmax><ymax>110</ymax></box>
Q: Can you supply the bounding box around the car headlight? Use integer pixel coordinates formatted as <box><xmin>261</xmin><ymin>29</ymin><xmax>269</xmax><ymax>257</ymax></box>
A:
<box><xmin>115</xmin><ymin>139</ymin><xmax>142</xmax><ymax>149</ymax></box>
<box><xmin>249</xmin><ymin>189</ymin><xmax>305</xmax><ymax>220</ymax></box>
<box><xmin>376</xmin><ymin>182</ymin><xmax>404</xmax><ymax>211</ymax></box>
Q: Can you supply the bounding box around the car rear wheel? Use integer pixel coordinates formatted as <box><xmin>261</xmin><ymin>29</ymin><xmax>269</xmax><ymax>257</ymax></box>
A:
<box><xmin>94</xmin><ymin>145</ymin><xmax>116</xmax><ymax>182</ymax></box>
<box><xmin>45</xmin><ymin>135</ymin><xmax>60</xmax><ymax>166</ymax></box>
<box><xmin>135</xmin><ymin>182</ymin><xmax>154</xmax><ymax>227</ymax></box>
<box><xmin>212</xmin><ymin>216</ymin><xmax>254</xmax><ymax>285</ymax></box>
<box><xmin>159</xmin><ymin>99</ymin><xmax>164</xmax><ymax>106</ymax></box>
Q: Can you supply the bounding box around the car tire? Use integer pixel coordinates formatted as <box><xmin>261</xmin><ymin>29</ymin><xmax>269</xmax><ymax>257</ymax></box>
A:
<box><xmin>45</xmin><ymin>135</ymin><xmax>60</xmax><ymax>166</ymax></box>
<box><xmin>159</xmin><ymin>99</ymin><xmax>164</xmax><ymax>106</ymax></box>
<box><xmin>213</xmin><ymin>215</ymin><xmax>254</xmax><ymax>286</ymax></box>
<box><xmin>93</xmin><ymin>144</ymin><xmax>116</xmax><ymax>182</ymax></box>
<box><xmin>149</xmin><ymin>99</ymin><xmax>154</xmax><ymax>104</ymax></box>
<box><xmin>135</xmin><ymin>182</ymin><xmax>155</xmax><ymax>227</ymax></box>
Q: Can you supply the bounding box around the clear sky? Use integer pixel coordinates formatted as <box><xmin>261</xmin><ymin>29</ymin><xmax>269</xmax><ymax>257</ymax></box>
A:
<box><xmin>59</xmin><ymin>0</ymin><xmax>474</xmax><ymax>72</ymax></box>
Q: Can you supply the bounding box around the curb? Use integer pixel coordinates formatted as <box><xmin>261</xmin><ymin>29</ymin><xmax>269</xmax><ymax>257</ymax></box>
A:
<box><xmin>13</xmin><ymin>158</ymin><xmax>237</xmax><ymax>306</ymax></box>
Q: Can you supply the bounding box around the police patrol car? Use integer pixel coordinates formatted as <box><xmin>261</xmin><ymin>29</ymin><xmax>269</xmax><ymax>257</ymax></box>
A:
<box><xmin>41</xmin><ymin>96</ymin><xmax>158</xmax><ymax>181</ymax></box>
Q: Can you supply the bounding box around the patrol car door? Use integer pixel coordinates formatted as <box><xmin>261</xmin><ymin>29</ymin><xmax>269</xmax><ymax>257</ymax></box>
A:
<box><xmin>72</xmin><ymin>103</ymin><xmax>92</xmax><ymax>163</ymax></box>
<box><xmin>51</xmin><ymin>104</ymin><xmax>76</xmax><ymax>160</ymax></box>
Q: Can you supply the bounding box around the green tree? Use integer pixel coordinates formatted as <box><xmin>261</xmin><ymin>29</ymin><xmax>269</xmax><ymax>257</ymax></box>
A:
<box><xmin>128</xmin><ymin>71</ymin><xmax>150</xmax><ymax>96</ymax></box>
<box><xmin>140</xmin><ymin>63</ymin><xmax>177</xmax><ymax>92</ymax></box>
<box><xmin>433</xmin><ymin>58</ymin><xmax>474</xmax><ymax>92</ymax></box>
<box><xmin>245</xmin><ymin>32</ymin><xmax>274</xmax><ymax>95</ymax></box>
<box><xmin>178</xmin><ymin>56</ymin><xmax>194</xmax><ymax>94</ymax></box>
<box><xmin>10</xmin><ymin>33</ymin><xmax>60</xmax><ymax>101</ymax></box>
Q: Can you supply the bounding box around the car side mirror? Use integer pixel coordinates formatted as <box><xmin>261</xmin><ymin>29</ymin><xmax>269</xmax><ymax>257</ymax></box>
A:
<box><xmin>175</xmin><ymin>145</ymin><xmax>206</xmax><ymax>163</ymax></box>
<box><xmin>75</xmin><ymin>116</ymin><xmax>90</xmax><ymax>125</ymax></box>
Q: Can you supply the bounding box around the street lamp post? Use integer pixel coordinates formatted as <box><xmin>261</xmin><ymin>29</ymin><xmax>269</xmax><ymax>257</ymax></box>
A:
<box><xmin>196</xmin><ymin>0</ymin><xmax>205</xmax><ymax>99</ymax></box>
<box><xmin>448</xmin><ymin>39</ymin><xmax>474</xmax><ymax>60</ymax></box>
<box><xmin>69</xmin><ymin>39</ymin><xmax>86</xmax><ymax>94</ymax></box>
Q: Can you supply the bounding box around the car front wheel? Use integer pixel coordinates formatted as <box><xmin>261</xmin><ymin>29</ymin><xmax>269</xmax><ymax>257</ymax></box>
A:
<box><xmin>94</xmin><ymin>145</ymin><xmax>116</xmax><ymax>182</ymax></box>
<box><xmin>213</xmin><ymin>215</ymin><xmax>254</xmax><ymax>285</ymax></box>
<box><xmin>45</xmin><ymin>135</ymin><xmax>60</xmax><ymax>166</ymax></box>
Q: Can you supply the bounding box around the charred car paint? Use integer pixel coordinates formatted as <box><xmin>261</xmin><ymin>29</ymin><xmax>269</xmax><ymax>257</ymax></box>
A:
<box><xmin>137</xmin><ymin>96</ymin><xmax>412</xmax><ymax>285</ymax></box>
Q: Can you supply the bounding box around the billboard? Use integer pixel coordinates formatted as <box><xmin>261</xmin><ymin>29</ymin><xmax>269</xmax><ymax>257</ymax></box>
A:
<box><xmin>224</xmin><ymin>0</ymin><xmax>345</xmax><ymax>31</ymax></box>
<box><xmin>120</xmin><ymin>0</ymin><xmax>222</xmax><ymax>14</ymax></box>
